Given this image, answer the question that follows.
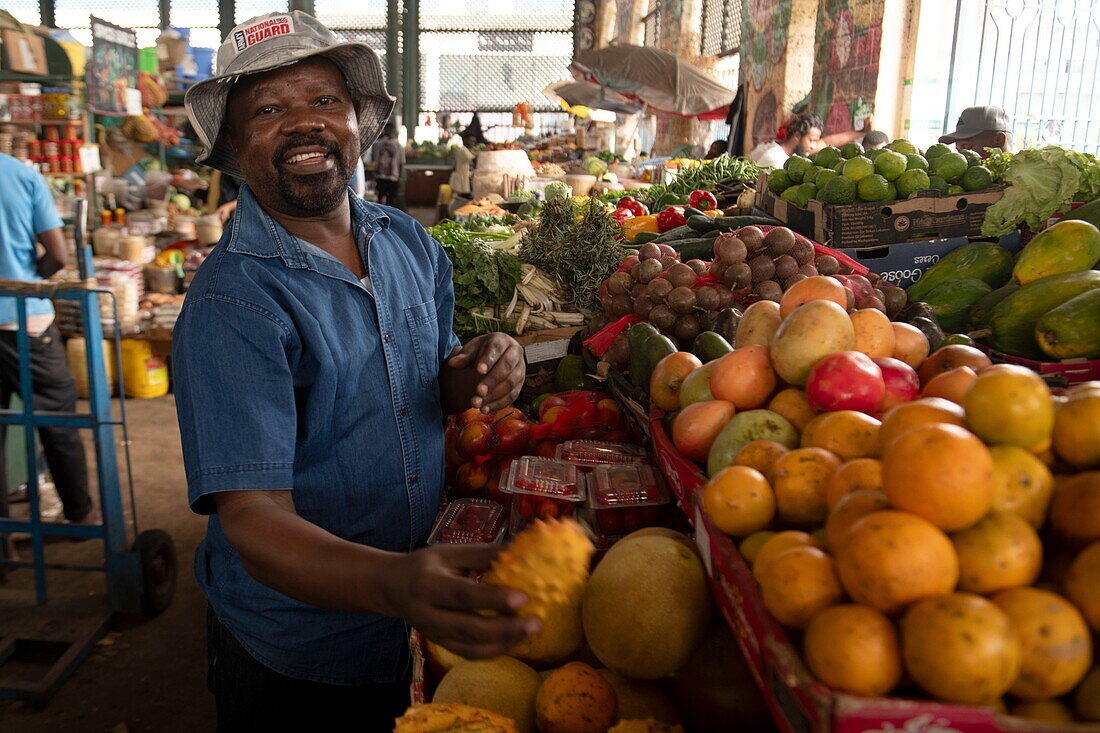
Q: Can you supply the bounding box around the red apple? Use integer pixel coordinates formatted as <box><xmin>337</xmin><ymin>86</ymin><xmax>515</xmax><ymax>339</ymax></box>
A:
<box><xmin>492</xmin><ymin>406</ymin><xmax>525</xmax><ymax>423</ymax></box>
<box><xmin>457</xmin><ymin>421</ymin><xmax>493</xmax><ymax>459</ymax></box>
<box><xmin>492</xmin><ymin>418</ymin><xmax>532</xmax><ymax>454</ymax></box>
<box><xmin>873</xmin><ymin>356</ymin><xmax>921</xmax><ymax>411</ymax></box>
<box><xmin>806</xmin><ymin>351</ymin><xmax>886</xmax><ymax>414</ymax></box>
<box><xmin>458</xmin><ymin>407</ymin><xmax>492</xmax><ymax>426</ymax></box>
<box><xmin>454</xmin><ymin>461</ymin><xmax>490</xmax><ymax>498</ymax></box>
<box><xmin>538</xmin><ymin>394</ymin><xmax>568</xmax><ymax>421</ymax></box>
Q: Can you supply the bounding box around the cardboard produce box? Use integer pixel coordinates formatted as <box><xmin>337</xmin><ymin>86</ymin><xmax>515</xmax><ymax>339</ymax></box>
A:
<box><xmin>756</xmin><ymin>171</ymin><xmax>1005</xmax><ymax>250</ymax></box>
<box><xmin>837</xmin><ymin>231</ymin><xmax>1023</xmax><ymax>288</ymax></box>
<box><xmin>648</xmin><ymin>410</ymin><xmax>1085</xmax><ymax>733</ymax></box>
<box><xmin>1</xmin><ymin>30</ymin><xmax>47</xmax><ymax>75</ymax></box>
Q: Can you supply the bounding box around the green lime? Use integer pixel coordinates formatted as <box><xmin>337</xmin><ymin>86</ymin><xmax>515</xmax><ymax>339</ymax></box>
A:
<box><xmin>803</xmin><ymin>165</ymin><xmax>826</xmax><ymax>185</ymax></box>
<box><xmin>929</xmin><ymin>175</ymin><xmax>949</xmax><ymax>192</ymax></box>
<box><xmin>530</xmin><ymin>393</ymin><xmax>553</xmax><ymax>416</ymax></box>
<box><xmin>887</xmin><ymin>139</ymin><xmax>920</xmax><ymax>155</ymax></box>
<box><xmin>931</xmin><ymin>152</ymin><xmax>968</xmax><ymax>182</ymax></box>
<box><xmin>865</xmin><ymin>148</ymin><xmax>885</xmax><ymax>162</ymax></box>
<box><xmin>874</xmin><ymin>150</ymin><xmax>908</xmax><ymax>181</ymax></box>
<box><xmin>946</xmin><ymin>184</ymin><xmax>965</xmax><ymax>195</ymax></box>
<box><xmin>793</xmin><ymin>183</ymin><xmax>818</xmax><ymax>208</ymax></box>
<box><xmin>781</xmin><ymin>185</ymin><xmax>801</xmax><ymax>203</ymax></box>
<box><xmin>768</xmin><ymin>169</ymin><xmax>793</xmax><ymax>195</ymax></box>
<box><xmin>785</xmin><ymin>155</ymin><xmax>813</xmax><ymax>183</ymax></box>
<box><xmin>960</xmin><ymin>165</ymin><xmax>993</xmax><ymax>191</ymax></box>
<box><xmin>961</xmin><ymin>149</ymin><xmax>984</xmax><ymax>166</ymax></box>
<box><xmin>819</xmin><ymin>175</ymin><xmax>858</xmax><ymax>205</ymax></box>
<box><xmin>813</xmin><ymin>146</ymin><xmax>843</xmax><ymax>169</ymax></box>
<box><xmin>840</xmin><ymin>142</ymin><xmax>865</xmax><ymax>159</ymax></box>
<box><xmin>857</xmin><ymin>174</ymin><xmax>891</xmax><ymax>202</ymax></box>
<box><xmin>924</xmin><ymin>143</ymin><xmax>953</xmax><ymax>161</ymax></box>
<box><xmin>815</xmin><ymin>169</ymin><xmax>839</xmax><ymax>188</ymax></box>
<box><xmin>842</xmin><ymin>156</ymin><xmax>876</xmax><ymax>182</ymax></box>
<box><xmin>906</xmin><ymin>154</ymin><xmax>928</xmax><ymax>171</ymax></box>
<box><xmin>885</xmin><ymin>182</ymin><xmax>898</xmax><ymax>201</ymax></box>
<box><xmin>896</xmin><ymin>169</ymin><xmax>932</xmax><ymax>199</ymax></box>
<box><xmin>834</xmin><ymin>162</ymin><xmax>847</xmax><ymax>174</ymax></box>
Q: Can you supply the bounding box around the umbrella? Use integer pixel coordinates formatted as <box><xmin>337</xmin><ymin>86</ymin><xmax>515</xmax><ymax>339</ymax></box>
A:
<box><xmin>569</xmin><ymin>45</ymin><xmax>735</xmax><ymax>120</ymax></box>
<box><xmin>542</xmin><ymin>80</ymin><xmax>642</xmax><ymax>115</ymax></box>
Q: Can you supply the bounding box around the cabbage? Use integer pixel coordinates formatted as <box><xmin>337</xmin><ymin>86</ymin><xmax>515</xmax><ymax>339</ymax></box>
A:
<box><xmin>508</xmin><ymin>189</ymin><xmax>537</xmax><ymax>203</ymax></box>
<box><xmin>544</xmin><ymin>181</ymin><xmax>572</xmax><ymax>201</ymax></box>
<box><xmin>982</xmin><ymin>147</ymin><xmax>1100</xmax><ymax>236</ymax></box>
<box><xmin>582</xmin><ymin>156</ymin><xmax>609</xmax><ymax>177</ymax></box>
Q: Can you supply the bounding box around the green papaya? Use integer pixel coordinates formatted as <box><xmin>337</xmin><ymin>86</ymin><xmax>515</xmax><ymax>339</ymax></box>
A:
<box><xmin>907</xmin><ymin>242</ymin><xmax>1015</xmax><ymax>302</ymax></box>
<box><xmin>969</xmin><ymin>281</ymin><xmax>1020</xmax><ymax>331</ymax></box>
<box><xmin>1012</xmin><ymin>219</ymin><xmax>1100</xmax><ymax>285</ymax></box>
<box><xmin>628</xmin><ymin>322</ymin><xmax>660</xmax><ymax>388</ymax></box>
<box><xmin>1066</xmin><ymin>197</ymin><xmax>1100</xmax><ymax>230</ymax></box>
<box><xmin>989</xmin><ymin>270</ymin><xmax>1100</xmax><ymax>358</ymax></box>
<box><xmin>921</xmin><ymin>278</ymin><xmax>993</xmax><ymax>334</ymax></box>
<box><xmin>692</xmin><ymin>331</ymin><xmax>734</xmax><ymax>363</ymax></box>
<box><xmin>1035</xmin><ymin>288</ymin><xmax>1100</xmax><ymax>360</ymax></box>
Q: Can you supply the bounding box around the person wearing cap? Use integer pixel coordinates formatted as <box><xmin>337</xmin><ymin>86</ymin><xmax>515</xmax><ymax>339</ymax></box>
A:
<box><xmin>861</xmin><ymin>130</ymin><xmax>889</xmax><ymax>150</ymax></box>
<box><xmin>939</xmin><ymin>105</ymin><xmax>1013</xmax><ymax>158</ymax></box>
<box><xmin>175</xmin><ymin>12</ymin><xmax>533</xmax><ymax>728</ymax></box>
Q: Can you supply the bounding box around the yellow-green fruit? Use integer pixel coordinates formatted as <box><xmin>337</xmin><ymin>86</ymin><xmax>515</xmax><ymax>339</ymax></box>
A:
<box><xmin>484</xmin><ymin>518</ymin><xmax>595</xmax><ymax>666</ymax></box>
<box><xmin>1013</xmin><ymin>219</ymin><xmax>1100</xmax><ymax>285</ymax></box>
<box><xmin>583</xmin><ymin>536</ymin><xmax>711</xmax><ymax>680</ymax></box>
<box><xmin>597</xmin><ymin>670</ymin><xmax>680</xmax><ymax>725</ymax></box>
<box><xmin>433</xmin><ymin>657</ymin><xmax>541</xmax><ymax>733</ymax></box>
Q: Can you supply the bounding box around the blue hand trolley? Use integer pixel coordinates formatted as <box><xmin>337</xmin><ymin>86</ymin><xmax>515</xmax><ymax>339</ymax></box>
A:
<box><xmin>0</xmin><ymin>199</ymin><xmax>177</xmax><ymax>703</ymax></box>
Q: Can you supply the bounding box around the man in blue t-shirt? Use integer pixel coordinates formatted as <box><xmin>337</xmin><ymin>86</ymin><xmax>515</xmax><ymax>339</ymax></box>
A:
<box><xmin>0</xmin><ymin>153</ymin><xmax>97</xmax><ymax>558</ymax></box>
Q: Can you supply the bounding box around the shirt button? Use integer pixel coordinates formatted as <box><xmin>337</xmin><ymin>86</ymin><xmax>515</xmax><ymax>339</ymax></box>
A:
<box><xmin>410</xmin><ymin>475</ymin><xmax>419</xmax><ymax>484</ymax></box>
<box><xmin>399</xmin><ymin>407</ymin><xmax>408</xmax><ymax>416</ymax></box>
<box><xmin>384</xmin><ymin>333</ymin><xmax>393</xmax><ymax>343</ymax></box>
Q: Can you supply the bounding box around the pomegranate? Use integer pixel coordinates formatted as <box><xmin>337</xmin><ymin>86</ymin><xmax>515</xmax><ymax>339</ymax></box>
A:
<box><xmin>806</xmin><ymin>351</ymin><xmax>886</xmax><ymax>414</ymax></box>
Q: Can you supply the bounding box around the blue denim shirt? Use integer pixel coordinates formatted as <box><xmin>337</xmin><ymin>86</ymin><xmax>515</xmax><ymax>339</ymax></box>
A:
<box><xmin>173</xmin><ymin>184</ymin><xmax>459</xmax><ymax>685</ymax></box>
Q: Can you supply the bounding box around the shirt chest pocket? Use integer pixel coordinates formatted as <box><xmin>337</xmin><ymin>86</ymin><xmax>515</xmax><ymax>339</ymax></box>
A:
<box><xmin>405</xmin><ymin>299</ymin><xmax>440</xmax><ymax>390</ymax></box>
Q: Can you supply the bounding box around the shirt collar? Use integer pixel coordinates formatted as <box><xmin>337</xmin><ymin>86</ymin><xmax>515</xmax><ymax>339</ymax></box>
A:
<box><xmin>224</xmin><ymin>184</ymin><xmax>391</xmax><ymax>269</ymax></box>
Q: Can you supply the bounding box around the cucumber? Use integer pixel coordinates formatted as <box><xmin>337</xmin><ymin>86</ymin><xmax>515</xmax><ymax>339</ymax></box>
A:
<box><xmin>692</xmin><ymin>331</ymin><xmax>734</xmax><ymax>363</ymax></box>
<box><xmin>673</xmin><ymin>237</ymin><xmax>724</xmax><ymax>261</ymax></box>
<box><xmin>688</xmin><ymin>215</ymin><xmax>779</xmax><ymax>233</ymax></box>
<box><xmin>921</xmin><ymin>278</ymin><xmax>993</xmax><ymax>334</ymax></box>
<box><xmin>1035</xmin><ymin>288</ymin><xmax>1100</xmax><ymax>360</ymax></box>
<box><xmin>651</xmin><ymin>225</ymin><xmax>695</xmax><ymax>243</ymax></box>
<box><xmin>989</xmin><ymin>270</ymin><xmax>1100</xmax><ymax>358</ymax></box>
<box><xmin>682</xmin><ymin>206</ymin><xmax>707</xmax><ymax>219</ymax></box>
<box><xmin>633</xmin><ymin>232</ymin><xmax>661</xmax><ymax>245</ymax></box>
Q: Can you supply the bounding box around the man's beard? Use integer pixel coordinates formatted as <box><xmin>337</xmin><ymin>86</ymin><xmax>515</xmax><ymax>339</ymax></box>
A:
<box><xmin>273</xmin><ymin>134</ymin><xmax>354</xmax><ymax>216</ymax></box>
<box><xmin>794</xmin><ymin>138</ymin><xmax>811</xmax><ymax>157</ymax></box>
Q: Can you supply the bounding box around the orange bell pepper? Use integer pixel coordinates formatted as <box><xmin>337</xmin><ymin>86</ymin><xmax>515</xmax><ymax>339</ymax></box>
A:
<box><xmin>704</xmin><ymin>209</ymin><xmax>724</xmax><ymax>217</ymax></box>
<box><xmin>621</xmin><ymin>214</ymin><xmax>660</xmax><ymax>242</ymax></box>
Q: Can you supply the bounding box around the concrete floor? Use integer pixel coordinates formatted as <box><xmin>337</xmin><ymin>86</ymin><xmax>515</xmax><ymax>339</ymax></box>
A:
<box><xmin>0</xmin><ymin>395</ymin><xmax>215</xmax><ymax>732</ymax></box>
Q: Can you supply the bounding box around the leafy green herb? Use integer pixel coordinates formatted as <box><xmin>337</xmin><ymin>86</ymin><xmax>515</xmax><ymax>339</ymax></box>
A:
<box><xmin>430</xmin><ymin>222</ymin><xmax>521</xmax><ymax>338</ymax></box>
<box><xmin>519</xmin><ymin>197</ymin><xmax>628</xmax><ymax>312</ymax></box>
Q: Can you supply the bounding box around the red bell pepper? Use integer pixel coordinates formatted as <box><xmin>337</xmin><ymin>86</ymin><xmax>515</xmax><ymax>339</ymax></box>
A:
<box><xmin>617</xmin><ymin>196</ymin><xmax>649</xmax><ymax>217</ymax></box>
<box><xmin>609</xmin><ymin>207</ymin><xmax>634</xmax><ymax>225</ymax></box>
<box><xmin>689</xmin><ymin>190</ymin><xmax>719</xmax><ymax>211</ymax></box>
<box><xmin>656</xmin><ymin>206</ymin><xmax>687</xmax><ymax>232</ymax></box>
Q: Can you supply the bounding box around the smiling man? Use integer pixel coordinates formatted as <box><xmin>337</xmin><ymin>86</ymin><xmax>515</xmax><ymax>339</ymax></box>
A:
<box><xmin>178</xmin><ymin>12</ymin><xmax>532</xmax><ymax>730</ymax></box>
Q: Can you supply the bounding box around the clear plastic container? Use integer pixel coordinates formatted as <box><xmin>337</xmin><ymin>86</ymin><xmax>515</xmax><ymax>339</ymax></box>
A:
<box><xmin>428</xmin><ymin>499</ymin><xmax>507</xmax><ymax>545</ymax></box>
<box><xmin>586</xmin><ymin>464</ymin><xmax>670</xmax><ymax>536</ymax></box>
<box><xmin>502</xmin><ymin>457</ymin><xmax>585</xmax><ymax>532</ymax></box>
<box><xmin>556</xmin><ymin>440</ymin><xmax>649</xmax><ymax>470</ymax></box>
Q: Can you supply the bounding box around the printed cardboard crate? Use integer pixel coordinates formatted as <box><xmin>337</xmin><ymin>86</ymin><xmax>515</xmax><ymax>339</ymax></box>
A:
<box><xmin>836</xmin><ymin>232</ymin><xmax>1023</xmax><ymax>288</ymax></box>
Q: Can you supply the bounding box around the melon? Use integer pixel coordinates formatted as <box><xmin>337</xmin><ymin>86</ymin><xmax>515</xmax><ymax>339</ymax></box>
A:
<box><xmin>582</xmin><ymin>536</ymin><xmax>711</xmax><ymax>680</ymax></box>
<box><xmin>433</xmin><ymin>657</ymin><xmax>542</xmax><ymax>733</ymax></box>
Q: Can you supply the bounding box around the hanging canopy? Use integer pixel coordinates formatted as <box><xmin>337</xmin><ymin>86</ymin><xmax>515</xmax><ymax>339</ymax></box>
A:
<box><xmin>542</xmin><ymin>80</ymin><xmax>642</xmax><ymax>115</ymax></box>
<box><xmin>569</xmin><ymin>45</ymin><xmax>735</xmax><ymax>120</ymax></box>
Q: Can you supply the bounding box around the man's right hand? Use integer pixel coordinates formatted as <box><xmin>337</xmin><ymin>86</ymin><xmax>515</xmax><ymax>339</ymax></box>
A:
<box><xmin>384</xmin><ymin>544</ymin><xmax>540</xmax><ymax>659</ymax></box>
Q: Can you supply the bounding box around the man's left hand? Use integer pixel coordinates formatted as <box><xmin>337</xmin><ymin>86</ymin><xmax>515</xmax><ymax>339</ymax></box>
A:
<box><xmin>446</xmin><ymin>333</ymin><xmax>525</xmax><ymax>413</ymax></box>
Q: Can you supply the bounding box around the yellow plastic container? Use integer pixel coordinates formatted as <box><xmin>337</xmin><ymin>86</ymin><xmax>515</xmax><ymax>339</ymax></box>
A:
<box><xmin>119</xmin><ymin>340</ymin><xmax>169</xmax><ymax>399</ymax></box>
<box><xmin>66</xmin><ymin>337</ymin><xmax>117</xmax><ymax>399</ymax></box>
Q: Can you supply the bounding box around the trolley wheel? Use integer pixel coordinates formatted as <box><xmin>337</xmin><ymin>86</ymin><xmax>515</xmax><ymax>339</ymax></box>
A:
<box><xmin>135</xmin><ymin>529</ymin><xmax>177</xmax><ymax>616</ymax></box>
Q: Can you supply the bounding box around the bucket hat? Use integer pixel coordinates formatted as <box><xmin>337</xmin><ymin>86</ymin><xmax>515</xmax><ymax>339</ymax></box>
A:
<box><xmin>185</xmin><ymin>11</ymin><xmax>394</xmax><ymax>178</ymax></box>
